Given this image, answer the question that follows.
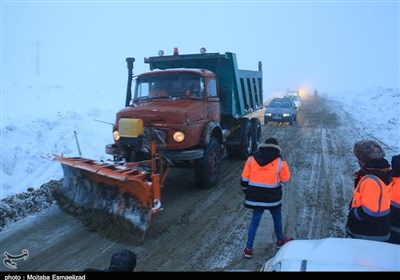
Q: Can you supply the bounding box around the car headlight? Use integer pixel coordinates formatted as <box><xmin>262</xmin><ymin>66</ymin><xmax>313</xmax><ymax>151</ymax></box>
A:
<box><xmin>283</xmin><ymin>113</ymin><xmax>290</xmax><ymax>117</ymax></box>
<box><xmin>265</xmin><ymin>112</ymin><xmax>272</xmax><ymax>116</ymax></box>
<box><xmin>261</xmin><ymin>259</ymin><xmax>279</xmax><ymax>272</ymax></box>
<box><xmin>173</xmin><ymin>131</ymin><xmax>185</xmax><ymax>143</ymax></box>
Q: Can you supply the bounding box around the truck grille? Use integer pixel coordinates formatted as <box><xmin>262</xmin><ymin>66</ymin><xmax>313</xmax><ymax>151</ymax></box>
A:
<box><xmin>144</xmin><ymin>127</ymin><xmax>167</xmax><ymax>148</ymax></box>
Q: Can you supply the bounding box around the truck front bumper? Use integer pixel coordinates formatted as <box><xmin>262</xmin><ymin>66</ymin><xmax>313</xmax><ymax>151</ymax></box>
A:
<box><xmin>162</xmin><ymin>149</ymin><xmax>204</xmax><ymax>161</ymax></box>
<box><xmin>107</xmin><ymin>143</ymin><xmax>204</xmax><ymax>162</ymax></box>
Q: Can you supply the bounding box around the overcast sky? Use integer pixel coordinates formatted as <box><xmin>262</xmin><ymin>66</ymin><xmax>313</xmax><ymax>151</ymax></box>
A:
<box><xmin>1</xmin><ymin>0</ymin><xmax>399</xmax><ymax>95</ymax></box>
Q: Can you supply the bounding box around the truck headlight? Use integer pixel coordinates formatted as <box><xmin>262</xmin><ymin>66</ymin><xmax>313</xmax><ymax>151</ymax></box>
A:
<box><xmin>173</xmin><ymin>131</ymin><xmax>185</xmax><ymax>143</ymax></box>
<box><xmin>113</xmin><ymin>130</ymin><xmax>120</xmax><ymax>141</ymax></box>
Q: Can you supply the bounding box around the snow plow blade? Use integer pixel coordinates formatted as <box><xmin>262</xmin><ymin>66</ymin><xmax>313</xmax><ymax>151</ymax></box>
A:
<box><xmin>54</xmin><ymin>145</ymin><xmax>167</xmax><ymax>232</ymax></box>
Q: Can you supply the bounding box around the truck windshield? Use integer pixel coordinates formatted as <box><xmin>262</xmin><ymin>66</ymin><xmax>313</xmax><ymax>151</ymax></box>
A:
<box><xmin>134</xmin><ymin>73</ymin><xmax>205</xmax><ymax>101</ymax></box>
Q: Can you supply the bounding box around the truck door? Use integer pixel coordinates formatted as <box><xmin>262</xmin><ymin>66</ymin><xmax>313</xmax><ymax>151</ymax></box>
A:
<box><xmin>207</xmin><ymin>79</ymin><xmax>220</xmax><ymax>122</ymax></box>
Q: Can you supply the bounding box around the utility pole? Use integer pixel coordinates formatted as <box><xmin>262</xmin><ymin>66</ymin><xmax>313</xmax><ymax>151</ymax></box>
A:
<box><xmin>36</xmin><ymin>40</ymin><xmax>40</xmax><ymax>75</ymax></box>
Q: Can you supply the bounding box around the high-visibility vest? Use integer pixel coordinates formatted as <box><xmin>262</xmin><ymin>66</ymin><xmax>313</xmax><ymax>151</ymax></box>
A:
<box><xmin>241</xmin><ymin>156</ymin><xmax>290</xmax><ymax>188</ymax></box>
<box><xmin>351</xmin><ymin>174</ymin><xmax>391</xmax><ymax>217</ymax></box>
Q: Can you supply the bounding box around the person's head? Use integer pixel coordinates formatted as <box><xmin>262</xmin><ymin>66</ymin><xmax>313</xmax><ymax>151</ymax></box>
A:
<box><xmin>106</xmin><ymin>249</ymin><xmax>137</xmax><ymax>272</ymax></box>
<box><xmin>259</xmin><ymin>137</ymin><xmax>281</xmax><ymax>153</ymax></box>
<box><xmin>392</xmin><ymin>154</ymin><xmax>400</xmax><ymax>177</ymax></box>
<box><xmin>353</xmin><ymin>140</ymin><xmax>385</xmax><ymax>167</ymax></box>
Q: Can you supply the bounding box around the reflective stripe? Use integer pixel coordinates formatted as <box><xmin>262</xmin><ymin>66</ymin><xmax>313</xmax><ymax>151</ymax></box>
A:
<box><xmin>245</xmin><ymin>199</ymin><xmax>282</xmax><ymax>207</ymax></box>
<box><xmin>241</xmin><ymin>177</ymin><xmax>249</xmax><ymax>182</ymax></box>
<box><xmin>353</xmin><ymin>208</ymin><xmax>364</xmax><ymax>221</ymax></box>
<box><xmin>276</xmin><ymin>158</ymin><xmax>283</xmax><ymax>183</ymax></box>
<box><xmin>361</xmin><ymin>205</ymin><xmax>390</xmax><ymax>217</ymax></box>
<box><xmin>346</xmin><ymin>227</ymin><xmax>390</xmax><ymax>242</ymax></box>
<box><xmin>391</xmin><ymin>201</ymin><xmax>400</xmax><ymax>209</ymax></box>
<box><xmin>247</xmin><ymin>181</ymin><xmax>281</xmax><ymax>188</ymax></box>
<box><xmin>277</xmin><ymin>158</ymin><xmax>282</xmax><ymax>172</ymax></box>
<box><xmin>391</xmin><ymin>225</ymin><xmax>400</xmax><ymax>233</ymax></box>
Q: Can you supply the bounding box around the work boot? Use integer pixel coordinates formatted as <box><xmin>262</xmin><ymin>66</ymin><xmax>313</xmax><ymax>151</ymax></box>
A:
<box><xmin>276</xmin><ymin>236</ymin><xmax>294</xmax><ymax>249</ymax></box>
<box><xmin>243</xmin><ymin>248</ymin><xmax>252</xmax><ymax>259</ymax></box>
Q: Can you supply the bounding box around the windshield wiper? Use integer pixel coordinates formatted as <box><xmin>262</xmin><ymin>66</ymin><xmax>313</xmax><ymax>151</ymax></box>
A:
<box><xmin>151</xmin><ymin>96</ymin><xmax>173</xmax><ymax>100</ymax></box>
<box><xmin>134</xmin><ymin>96</ymin><xmax>150</xmax><ymax>102</ymax></box>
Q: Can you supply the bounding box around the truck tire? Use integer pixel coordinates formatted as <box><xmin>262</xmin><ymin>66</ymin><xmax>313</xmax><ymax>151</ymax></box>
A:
<box><xmin>250</xmin><ymin>118</ymin><xmax>261</xmax><ymax>153</ymax></box>
<box><xmin>194</xmin><ymin>138</ymin><xmax>222</xmax><ymax>188</ymax></box>
<box><xmin>237</xmin><ymin>119</ymin><xmax>253</xmax><ymax>159</ymax></box>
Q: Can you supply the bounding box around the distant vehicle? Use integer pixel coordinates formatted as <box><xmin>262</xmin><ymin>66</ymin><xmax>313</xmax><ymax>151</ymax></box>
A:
<box><xmin>284</xmin><ymin>94</ymin><xmax>302</xmax><ymax>109</ymax></box>
<box><xmin>264</xmin><ymin>97</ymin><xmax>297</xmax><ymax>125</ymax></box>
<box><xmin>261</xmin><ymin>238</ymin><xmax>400</xmax><ymax>272</ymax></box>
<box><xmin>287</xmin><ymin>89</ymin><xmax>300</xmax><ymax>96</ymax></box>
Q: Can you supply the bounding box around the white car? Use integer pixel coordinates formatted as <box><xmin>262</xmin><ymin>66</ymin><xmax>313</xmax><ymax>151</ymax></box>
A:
<box><xmin>261</xmin><ymin>238</ymin><xmax>400</xmax><ymax>271</ymax></box>
<box><xmin>283</xmin><ymin>94</ymin><xmax>301</xmax><ymax>109</ymax></box>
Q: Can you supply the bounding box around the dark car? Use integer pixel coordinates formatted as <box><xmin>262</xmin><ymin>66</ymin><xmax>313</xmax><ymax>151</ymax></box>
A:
<box><xmin>264</xmin><ymin>97</ymin><xmax>297</xmax><ymax>125</ymax></box>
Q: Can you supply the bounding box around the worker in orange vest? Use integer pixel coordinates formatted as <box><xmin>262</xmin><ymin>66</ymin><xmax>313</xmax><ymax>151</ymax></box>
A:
<box><xmin>346</xmin><ymin>140</ymin><xmax>391</xmax><ymax>242</ymax></box>
<box><xmin>388</xmin><ymin>154</ymin><xmax>400</xmax><ymax>244</ymax></box>
<box><xmin>241</xmin><ymin>137</ymin><xmax>293</xmax><ymax>259</ymax></box>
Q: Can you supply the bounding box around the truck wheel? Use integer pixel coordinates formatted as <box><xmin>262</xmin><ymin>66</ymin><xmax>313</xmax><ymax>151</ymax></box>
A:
<box><xmin>194</xmin><ymin>138</ymin><xmax>222</xmax><ymax>188</ymax></box>
<box><xmin>237</xmin><ymin>119</ymin><xmax>253</xmax><ymax>159</ymax></box>
<box><xmin>250</xmin><ymin>118</ymin><xmax>261</xmax><ymax>153</ymax></box>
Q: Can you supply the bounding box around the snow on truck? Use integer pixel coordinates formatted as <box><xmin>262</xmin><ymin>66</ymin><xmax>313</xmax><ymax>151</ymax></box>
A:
<box><xmin>55</xmin><ymin>48</ymin><xmax>263</xmax><ymax>232</ymax></box>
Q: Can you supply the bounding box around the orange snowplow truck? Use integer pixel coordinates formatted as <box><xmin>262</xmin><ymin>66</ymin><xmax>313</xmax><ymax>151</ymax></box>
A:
<box><xmin>106</xmin><ymin>48</ymin><xmax>263</xmax><ymax>187</ymax></box>
<box><xmin>56</xmin><ymin>48</ymin><xmax>263</xmax><ymax>233</ymax></box>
